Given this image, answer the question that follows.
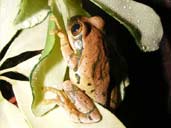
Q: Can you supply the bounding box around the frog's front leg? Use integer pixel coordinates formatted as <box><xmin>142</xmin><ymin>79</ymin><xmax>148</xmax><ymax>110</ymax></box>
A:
<box><xmin>50</xmin><ymin>15</ymin><xmax>79</xmax><ymax>71</ymax></box>
<box><xmin>58</xmin><ymin>32</ymin><xmax>79</xmax><ymax>71</ymax></box>
<box><xmin>43</xmin><ymin>80</ymin><xmax>101</xmax><ymax>123</ymax></box>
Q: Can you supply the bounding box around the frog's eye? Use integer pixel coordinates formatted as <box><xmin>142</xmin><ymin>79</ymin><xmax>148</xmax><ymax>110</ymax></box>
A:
<box><xmin>71</xmin><ymin>22</ymin><xmax>82</xmax><ymax>36</ymax></box>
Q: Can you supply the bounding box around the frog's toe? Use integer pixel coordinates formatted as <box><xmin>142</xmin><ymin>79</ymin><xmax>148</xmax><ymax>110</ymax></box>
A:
<box><xmin>80</xmin><ymin>107</ymin><xmax>102</xmax><ymax>123</ymax></box>
<box><xmin>69</xmin><ymin>108</ymin><xmax>102</xmax><ymax>123</ymax></box>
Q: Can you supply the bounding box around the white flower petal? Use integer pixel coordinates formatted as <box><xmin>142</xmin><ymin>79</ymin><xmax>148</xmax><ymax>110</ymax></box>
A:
<box><xmin>0</xmin><ymin>17</ymin><xmax>48</xmax><ymax>66</ymax></box>
<box><xmin>0</xmin><ymin>92</ymin><xmax>30</xmax><ymax>128</ymax></box>
<box><xmin>12</xmin><ymin>80</ymin><xmax>125</xmax><ymax>128</ymax></box>
<box><xmin>0</xmin><ymin>0</ymin><xmax>21</xmax><ymax>51</ymax></box>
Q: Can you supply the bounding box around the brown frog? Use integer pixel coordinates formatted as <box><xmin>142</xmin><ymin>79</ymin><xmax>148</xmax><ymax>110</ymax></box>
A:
<box><xmin>43</xmin><ymin>15</ymin><xmax>120</xmax><ymax>123</ymax></box>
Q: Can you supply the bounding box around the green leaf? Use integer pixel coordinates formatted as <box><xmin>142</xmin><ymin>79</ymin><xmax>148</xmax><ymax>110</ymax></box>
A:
<box><xmin>30</xmin><ymin>0</ymin><xmax>90</xmax><ymax>116</ymax></box>
<box><xmin>30</xmin><ymin>13</ymin><xmax>67</xmax><ymax>116</ymax></box>
<box><xmin>14</xmin><ymin>0</ymin><xmax>50</xmax><ymax>29</ymax></box>
<box><xmin>0</xmin><ymin>0</ymin><xmax>49</xmax><ymax>52</ymax></box>
<box><xmin>55</xmin><ymin>0</ymin><xmax>89</xmax><ymax>27</ymax></box>
<box><xmin>89</xmin><ymin>0</ymin><xmax>163</xmax><ymax>52</ymax></box>
<box><xmin>0</xmin><ymin>1</ymin><xmax>126</xmax><ymax>127</ymax></box>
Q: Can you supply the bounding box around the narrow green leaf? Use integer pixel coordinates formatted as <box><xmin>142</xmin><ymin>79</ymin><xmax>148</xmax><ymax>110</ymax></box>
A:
<box><xmin>89</xmin><ymin>0</ymin><xmax>163</xmax><ymax>52</ymax></box>
<box><xmin>0</xmin><ymin>31</ymin><xmax>21</xmax><ymax>62</ymax></box>
<box><xmin>0</xmin><ymin>50</ymin><xmax>41</xmax><ymax>70</ymax></box>
<box><xmin>0</xmin><ymin>71</ymin><xmax>29</xmax><ymax>81</ymax></box>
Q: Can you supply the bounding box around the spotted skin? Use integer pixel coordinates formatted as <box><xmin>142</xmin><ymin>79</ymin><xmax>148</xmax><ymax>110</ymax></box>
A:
<box><xmin>43</xmin><ymin>15</ymin><xmax>113</xmax><ymax>123</ymax></box>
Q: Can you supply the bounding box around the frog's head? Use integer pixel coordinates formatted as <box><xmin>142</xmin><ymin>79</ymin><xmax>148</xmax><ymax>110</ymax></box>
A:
<box><xmin>67</xmin><ymin>16</ymin><xmax>105</xmax><ymax>53</ymax></box>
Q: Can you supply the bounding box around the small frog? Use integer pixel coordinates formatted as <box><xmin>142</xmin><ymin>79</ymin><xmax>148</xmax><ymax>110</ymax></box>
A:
<box><xmin>43</xmin><ymin>15</ymin><xmax>121</xmax><ymax>123</ymax></box>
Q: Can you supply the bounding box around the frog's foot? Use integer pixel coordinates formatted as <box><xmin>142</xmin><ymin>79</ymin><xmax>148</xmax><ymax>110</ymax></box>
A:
<box><xmin>43</xmin><ymin>81</ymin><xmax>102</xmax><ymax>123</ymax></box>
<box><xmin>48</xmin><ymin>15</ymin><xmax>63</xmax><ymax>37</ymax></box>
<box><xmin>49</xmin><ymin>15</ymin><xmax>61</xmax><ymax>30</ymax></box>
<box><xmin>48</xmin><ymin>16</ymin><xmax>69</xmax><ymax>46</ymax></box>
<box><xmin>62</xmin><ymin>80</ymin><xmax>102</xmax><ymax>123</ymax></box>
<box><xmin>110</xmin><ymin>78</ymin><xmax>129</xmax><ymax>110</ymax></box>
<box><xmin>43</xmin><ymin>87</ymin><xmax>67</xmax><ymax>106</ymax></box>
<box><xmin>110</xmin><ymin>85</ymin><xmax>122</xmax><ymax>110</ymax></box>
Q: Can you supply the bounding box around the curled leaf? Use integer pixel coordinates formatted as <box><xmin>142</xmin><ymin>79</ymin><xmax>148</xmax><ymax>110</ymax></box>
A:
<box><xmin>30</xmin><ymin>14</ymin><xmax>67</xmax><ymax>116</ymax></box>
<box><xmin>14</xmin><ymin>0</ymin><xmax>50</xmax><ymax>29</ymax></box>
<box><xmin>55</xmin><ymin>0</ymin><xmax>89</xmax><ymax>27</ymax></box>
<box><xmin>30</xmin><ymin>0</ymin><xmax>89</xmax><ymax>116</ymax></box>
<box><xmin>0</xmin><ymin>0</ymin><xmax>49</xmax><ymax>52</ymax></box>
<box><xmin>89</xmin><ymin>0</ymin><xmax>163</xmax><ymax>52</ymax></box>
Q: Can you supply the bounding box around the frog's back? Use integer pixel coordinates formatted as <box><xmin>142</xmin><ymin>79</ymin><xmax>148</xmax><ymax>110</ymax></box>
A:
<box><xmin>70</xmin><ymin>26</ymin><xmax>110</xmax><ymax>105</ymax></box>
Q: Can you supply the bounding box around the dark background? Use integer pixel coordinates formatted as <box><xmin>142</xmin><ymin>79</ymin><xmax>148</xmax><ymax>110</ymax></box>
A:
<box><xmin>82</xmin><ymin>0</ymin><xmax>171</xmax><ymax>127</ymax></box>
<box><xmin>1</xmin><ymin>0</ymin><xmax>170</xmax><ymax>127</ymax></box>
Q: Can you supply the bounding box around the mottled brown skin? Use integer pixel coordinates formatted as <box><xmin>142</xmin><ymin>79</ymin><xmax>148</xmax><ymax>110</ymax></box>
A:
<box><xmin>67</xmin><ymin>16</ymin><xmax>110</xmax><ymax>106</ymax></box>
<box><xmin>44</xmin><ymin>15</ymin><xmax>111</xmax><ymax>123</ymax></box>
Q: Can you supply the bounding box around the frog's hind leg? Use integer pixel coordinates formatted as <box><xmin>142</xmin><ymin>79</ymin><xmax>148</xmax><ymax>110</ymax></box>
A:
<box><xmin>61</xmin><ymin>80</ymin><xmax>102</xmax><ymax>123</ymax></box>
<box><xmin>43</xmin><ymin>81</ymin><xmax>101</xmax><ymax>123</ymax></box>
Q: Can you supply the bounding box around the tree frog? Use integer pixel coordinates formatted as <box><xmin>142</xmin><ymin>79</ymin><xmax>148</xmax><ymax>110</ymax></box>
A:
<box><xmin>44</xmin><ymin>15</ymin><xmax>121</xmax><ymax>123</ymax></box>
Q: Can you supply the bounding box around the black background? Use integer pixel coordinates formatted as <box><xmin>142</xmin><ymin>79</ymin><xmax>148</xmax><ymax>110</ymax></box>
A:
<box><xmin>82</xmin><ymin>0</ymin><xmax>171</xmax><ymax>127</ymax></box>
<box><xmin>1</xmin><ymin>0</ymin><xmax>170</xmax><ymax>127</ymax></box>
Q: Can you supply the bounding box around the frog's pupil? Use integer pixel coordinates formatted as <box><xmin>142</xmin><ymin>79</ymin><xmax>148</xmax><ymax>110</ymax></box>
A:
<box><xmin>71</xmin><ymin>23</ymin><xmax>80</xmax><ymax>35</ymax></box>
